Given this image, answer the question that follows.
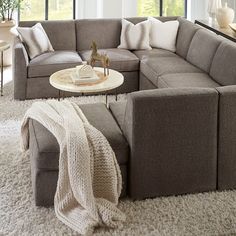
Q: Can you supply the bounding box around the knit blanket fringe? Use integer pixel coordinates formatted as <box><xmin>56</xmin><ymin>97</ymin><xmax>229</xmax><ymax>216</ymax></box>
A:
<box><xmin>21</xmin><ymin>100</ymin><xmax>126</xmax><ymax>235</ymax></box>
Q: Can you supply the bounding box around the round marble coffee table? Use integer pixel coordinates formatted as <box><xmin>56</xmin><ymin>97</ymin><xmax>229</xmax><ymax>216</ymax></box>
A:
<box><xmin>0</xmin><ymin>40</ymin><xmax>10</xmax><ymax>96</ymax></box>
<box><xmin>49</xmin><ymin>67</ymin><xmax>124</xmax><ymax>103</ymax></box>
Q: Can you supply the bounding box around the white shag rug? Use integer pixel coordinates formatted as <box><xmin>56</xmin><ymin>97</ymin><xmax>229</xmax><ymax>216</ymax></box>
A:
<box><xmin>1</xmin><ymin>82</ymin><xmax>236</xmax><ymax>236</ymax></box>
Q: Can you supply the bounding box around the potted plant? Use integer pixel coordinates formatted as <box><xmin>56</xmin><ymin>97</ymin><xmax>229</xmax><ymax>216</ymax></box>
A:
<box><xmin>0</xmin><ymin>0</ymin><xmax>22</xmax><ymax>22</ymax></box>
<box><xmin>0</xmin><ymin>0</ymin><xmax>23</xmax><ymax>66</ymax></box>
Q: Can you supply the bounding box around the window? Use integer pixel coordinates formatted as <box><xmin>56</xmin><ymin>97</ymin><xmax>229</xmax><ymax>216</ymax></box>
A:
<box><xmin>20</xmin><ymin>1</ymin><xmax>46</xmax><ymax>21</ymax></box>
<box><xmin>20</xmin><ymin>0</ymin><xmax>75</xmax><ymax>21</ymax></box>
<box><xmin>48</xmin><ymin>0</ymin><xmax>74</xmax><ymax>20</ymax></box>
<box><xmin>138</xmin><ymin>0</ymin><xmax>187</xmax><ymax>17</ymax></box>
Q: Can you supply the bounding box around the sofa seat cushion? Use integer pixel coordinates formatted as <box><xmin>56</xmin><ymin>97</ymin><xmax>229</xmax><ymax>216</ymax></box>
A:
<box><xmin>109</xmin><ymin>101</ymin><xmax>127</xmax><ymax>129</ymax></box>
<box><xmin>140</xmin><ymin>56</ymin><xmax>202</xmax><ymax>86</ymax></box>
<box><xmin>158</xmin><ymin>73</ymin><xmax>220</xmax><ymax>88</ymax></box>
<box><xmin>29</xmin><ymin>103</ymin><xmax>129</xmax><ymax>170</ymax></box>
<box><xmin>28</xmin><ymin>51</ymin><xmax>82</xmax><ymax>78</ymax></box>
<box><xmin>133</xmin><ymin>48</ymin><xmax>178</xmax><ymax>60</ymax></box>
<box><xmin>79</xmin><ymin>48</ymin><xmax>139</xmax><ymax>72</ymax></box>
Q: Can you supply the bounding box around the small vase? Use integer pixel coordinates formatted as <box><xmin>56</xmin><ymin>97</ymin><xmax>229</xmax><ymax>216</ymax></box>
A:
<box><xmin>216</xmin><ymin>3</ymin><xmax>235</xmax><ymax>28</ymax></box>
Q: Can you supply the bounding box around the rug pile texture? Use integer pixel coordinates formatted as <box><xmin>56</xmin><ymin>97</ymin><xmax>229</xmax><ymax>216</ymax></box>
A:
<box><xmin>1</xmin><ymin>82</ymin><xmax>236</xmax><ymax>235</ymax></box>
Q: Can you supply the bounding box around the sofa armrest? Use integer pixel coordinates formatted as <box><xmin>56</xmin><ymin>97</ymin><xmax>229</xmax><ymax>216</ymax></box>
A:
<box><xmin>216</xmin><ymin>86</ymin><xmax>236</xmax><ymax>190</ymax></box>
<box><xmin>13</xmin><ymin>37</ymin><xmax>29</xmax><ymax>100</ymax></box>
<box><xmin>123</xmin><ymin>88</ymin><xmax>218</xmax><ymax>199</ymax></box>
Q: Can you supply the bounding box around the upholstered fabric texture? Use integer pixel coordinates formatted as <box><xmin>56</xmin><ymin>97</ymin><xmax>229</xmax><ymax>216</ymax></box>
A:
<box><xmin>2</xmin><ymin>84</ymin><xmax>236</xmax><ymax>235</ymax></box>
<box><xmin>210</xmin><ymin>41</ymin><xmax>236</xmax><ymax>85</ymax></box>
<box><xmin>139</xmin><ymin>73</ymin><xmax>157</xmax><ymax>90</ymax></box>
<box><xmin>133</xmin><ymin>48</ymin><xmax>178</xmax><ymax>60</ymax></box>
<box><xmin>28</xmin><ymin>51</ymin><xmax>82</xmax><ymax>77</ymax></box>
<box><xmin>19</xmin><ymin>20</ymin><xmax>77</xmax><ymax>51</ymax></box>
<box><xmin>14</xmin><ymin>17</ymin><xmax>236</xmax><ymax>102</ymax></box>
<box><xmin>176</xmin><ymin>17</ymin><xmax>201</xmax><ymax>58</ymax></box>
<box><xmin>187</xmin><ymin>29</ymin><xmax>222</xmax><ymax>73</ymax></box>
<box><xmin>75</xmin><ymin>19</ymin><xmax>122</xmax><ymax>51</ymax></box>
<box><xmin>109</xmin><ymin>101</ymin><xmax>127</xmax><ymax>129</ymax></box>
<box><xmin>30</xmin><ymin>103</ymin><xmax>129</xmax><ymax>168</ymax></box>
<box><xmin>22</xmin><ymin>101</ymin><xmax>126</xmax><ymax>234</ymax></box>
<box><xmin>24</xmin><ymin>71</ymin><xmax>139</xmax><ymax>99</ymax></box>
<box><xmin>158</xmin><ymin>73</ymin><xmax>220</xmax><ymax>88</ymax></box>
<box><xmin>216</xmin><ymin>86</ymin><xmax>236</xmax><ymax>190</ymax></box>
<box><xmin>140</xmin><ymin>56</ymin><xmax>202</xmax><ymax>86</ymax></box>
<box><xmin>13</xmin><ymin>38</ymin><xmax>29</xmax><ymax>100</ymax></box>
<box><xmin>17</xmin><ymin>23</ymin><xmax>54</xmax><ymax>59</ymax></box>
<box><xmin>29</xmin><ymin>103</ymin><xmax>129</xmax><ymax>206</ymax></box>
<box><xmin>118</xmin><ymin>19</ymin><xmax>151</xmax><ymax>50</ymax></box>
<box><xmin>122</xmin><ymin>88</ymin><xmax>218</xmax><ymax>199</ymax></box>
<box><xmin>79</xmin><ymin>48</ymin><xmax>139</xmax><ymax>72</ymax></box>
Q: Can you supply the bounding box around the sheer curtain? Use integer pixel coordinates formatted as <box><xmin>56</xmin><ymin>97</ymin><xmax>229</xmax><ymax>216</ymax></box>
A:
<box><xmin>76</xmin><ymin>0</ymin><xmax>98</xmax><ymax>18</ymax></box>
<box><xmin>74</xmin><ymin>0</ymin><xmax>210</xmax><ymax>20</ymax></box>
<box><xmin>75</xmin><ymin>0</ymin><xmax>136</xmax><ymax>19</ymax></box>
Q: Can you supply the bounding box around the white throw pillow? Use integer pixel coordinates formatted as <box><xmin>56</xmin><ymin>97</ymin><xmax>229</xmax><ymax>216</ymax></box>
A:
<box><xmin>148</xmin><ymin>17</ymin><xmax>179</xmax><ymax>52</ymax></box>
<box><xmin>17</xmin><ymin>23</ymin><xmax>54</xmax><ymax>59</ymax></box>
<box><xmin>118</xmin><ymin>19</ymin><xmax>151</xmax><ymax>50</ymax></box>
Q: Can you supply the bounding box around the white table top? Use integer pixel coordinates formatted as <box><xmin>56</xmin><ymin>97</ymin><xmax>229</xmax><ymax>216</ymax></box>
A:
<box><xmin>50</xmin><ymin>67</ymin><xmax>124</xmax><ymax>93</ymax></box>
<box><xmin>0</xmin><ymin>40</ymin><xmax>10</xmax><ymax>51</ymax></box>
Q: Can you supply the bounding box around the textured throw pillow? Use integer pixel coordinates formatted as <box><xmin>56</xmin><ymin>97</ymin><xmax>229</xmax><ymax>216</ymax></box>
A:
<box><xmin>148</xmin><ymin>17</ymin><xmax>179</xmax><ymax>52</ymax></box>
<box><xmin>118</xmin><ymin>19</ymin><xmax>151</xmax><ymax>50</ymax></box>
<box><xmin>17</xmin><ymin>23</ymin><xmax>54</xmax><ymax>59</ymax></box>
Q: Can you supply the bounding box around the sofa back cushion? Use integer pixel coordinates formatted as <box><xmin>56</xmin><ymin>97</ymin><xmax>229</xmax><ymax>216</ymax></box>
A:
<box><xmin>76</xmin><ymin>19</ymin><xmax>121</xmax><ymax>51</ymax></box>
<box><xmin>187</xmin><ymin>29</ymin><xmax>222</xmax><ymax>73</ymax></box>
<box><xmin>210</xmin><ymin>41</ymin><xmax>236</xmax><ymax>85</ymax></box>
<box><xmin>76</xmin><ymin>17</ymin><xmax>178</xmax><ymax>51</ymax></box>
<box><xmin>19</xmin><ymin>20</ymin><xmax>76</xmax><ymax>51</ymax></box>
<box><xmin>176</xmin><ymin>17</ymin><xmax>201</xmax><ymax>59</ymax></box>
<box><xmin>126</xmin><ymin>16</ymin><xmax>178</xmax><ymax>25</ymax></box>
<box><xmin>17</xmin><ymin>23</ymin><xmax>54</xmax><ymax>59</ymax></box>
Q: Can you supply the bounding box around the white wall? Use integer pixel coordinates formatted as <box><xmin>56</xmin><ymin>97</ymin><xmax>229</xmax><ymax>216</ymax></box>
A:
<box><xmin>188</xmin><ymin>0</ymin><xmax>208</xmax><ymax>22</ymax></box>
<box><xmin>76</xmin><ymin>0</ymin><xmax>97</xmax><ymax>18</ymax></box>
<box><xmin>122</xmin><ymin>0</ymin><xmax>138</xmax><ymax>17</ymax></box>
<box><xmin>101</xmin><ymin>0</ymin><xmax>123</xmax><ymax>18</ymax></box>
<box><xmin>76</xmin><ymin>0</ymin><xmax>123</xmax><ymax>18</ymax></box>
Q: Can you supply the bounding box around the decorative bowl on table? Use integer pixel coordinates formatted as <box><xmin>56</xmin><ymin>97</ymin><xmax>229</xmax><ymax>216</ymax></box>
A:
<box><xmin>70</xmin><ymin>65</ymin><xmax>100</xmax><ymax>85</ymax></box>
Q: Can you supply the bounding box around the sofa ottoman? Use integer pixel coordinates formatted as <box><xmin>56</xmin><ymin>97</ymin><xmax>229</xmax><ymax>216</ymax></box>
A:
<box><xmin>29</xmin><ymin>103</ymin><xmax>129</xmax><ymax>206</ymax></box>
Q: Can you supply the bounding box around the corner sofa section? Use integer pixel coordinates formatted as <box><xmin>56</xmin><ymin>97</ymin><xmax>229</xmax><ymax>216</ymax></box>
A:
<box><xmin>14</xmin><ymin>16</ymin><xmax>178</xmax><ymax>100</ymax></box>
<box><xmin>14</xmin><ymin>16</ymin><xmax>236</xmax><ymax>100</ymax></box>
<box><xmin>24</xmin><ymin>16</ymin><xmax>236</xmax><ymax>205</ymax></box>
<box><xmin>140</xmin><ymin>19</ymin><xmax>223</xmax><ymax>90</ymax></box>
<box><xmin>30</xmin><ymin>87</ymin><xmax>219</xmax><ymax>205</ymax></box>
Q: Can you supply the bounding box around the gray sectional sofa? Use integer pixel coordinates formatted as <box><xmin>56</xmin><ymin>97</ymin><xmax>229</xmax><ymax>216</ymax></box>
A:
<box><xmin>16</xmin><ymin>17</ymin><xmax>236</xmax><ymax>206</ymax></box>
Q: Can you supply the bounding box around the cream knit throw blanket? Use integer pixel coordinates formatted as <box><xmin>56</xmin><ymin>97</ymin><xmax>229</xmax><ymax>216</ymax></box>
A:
<box><xmin>21</xmin><ymin>100</ymin><xmax>126</xmax><ymax>235</ymax></box>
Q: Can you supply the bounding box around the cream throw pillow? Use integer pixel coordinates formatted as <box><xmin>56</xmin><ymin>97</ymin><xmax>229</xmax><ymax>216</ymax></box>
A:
<box><xmin>17</xmin><ymin>23</ymin><xmax>54</xmax><ymax>59</ymax></box>
<box><xmin>118</xmin><ymin>19</ymin><xmax>151</xmax><ymax>50</ymax></box>
<box><xmin>148</xmin><ymin>17</ymin><xmax>179</xmax><ymax>52</ymax></box>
